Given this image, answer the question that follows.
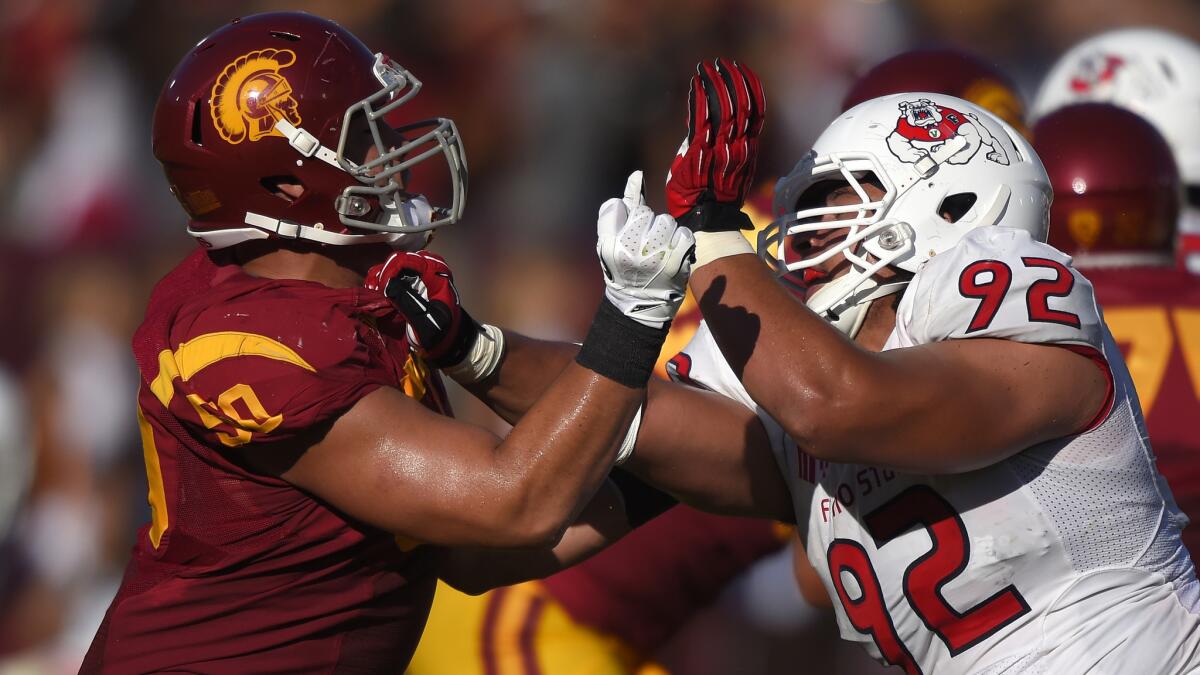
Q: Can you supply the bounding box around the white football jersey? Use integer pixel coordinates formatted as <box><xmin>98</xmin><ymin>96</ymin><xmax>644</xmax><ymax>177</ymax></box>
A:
<box><xmin>673</xmin><ymin>227</ymin><xmax>1200</xmax><ymax>673</ymax></box>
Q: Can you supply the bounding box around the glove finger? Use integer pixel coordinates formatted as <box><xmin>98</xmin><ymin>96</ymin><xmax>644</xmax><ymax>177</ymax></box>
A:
<box><xmin>738</xmin><ymin>61</ymin><xmax>767</xmax><ymax>137</ymax></box>
<box><xmin>597</xmin><ymin>196</ymin><xmax>628</xmax><ymax>242</ymax></box>
<box><xmin>661</xmin><ymin>219</ymin><xmax>697</xmax><ymax>278</ymax></box>
<box><xmin>691</xmin><ymin>65</ymin><xmax>713</xmax><ymax>146</ymax></box>
<box><xmin>364</xmin><ymin>262</ymin><xmax>388</xmax><ymax>291</ymax></box>
<box><xmin>717</xmin><ymin>58</ymin><xmax>751</xmax><ymax>140</ymax></box>
<box><xmin>622</xmin><ymin>170</ymin><xmax>647</xmax><ymax>210</ymax></box>
<box><xmin>701</xmin><ymin>60</ymin><xmax>735</xmax><ymax>143</ymax></box>
<box><xmin>699</xmin><ymin>61</ymin><xmax>728</xmax><ymax>146</ymax></box>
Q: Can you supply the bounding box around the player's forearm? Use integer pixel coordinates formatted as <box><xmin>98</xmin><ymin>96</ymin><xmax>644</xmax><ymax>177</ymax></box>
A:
<box><xmin>437</xmin><ymin>479</ymin><xmax>629</xmax><ymax>595</ymax></box>
<box><xmin>687</xmin><ymin>255</ymin><xmax>879</xmax><ymax>454</ymax></box>
<box><xmin>625</xmin><ymin>380</ymin><xmax>796</xmax><ymax>521</ymax></box>
<box><xmin>490</xmin><ymin>362</ymin><xmax>642</xmax><ymax>546</ymax></box>
<box><xmin>460</xmin><ymin>332</ymin><xmax>577</xmax><ymax>424</ymax></box>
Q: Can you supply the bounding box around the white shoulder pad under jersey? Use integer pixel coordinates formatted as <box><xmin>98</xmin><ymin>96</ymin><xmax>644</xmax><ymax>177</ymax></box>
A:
<box><xmin>667</xmin><ymin>321</ymin><xmax>756</xmax><ymax>410</ymax></box>
<box><xmin>887</xmin><ymin>227</ymin><xmax>1105</xmax><ymax>354</ymax></box>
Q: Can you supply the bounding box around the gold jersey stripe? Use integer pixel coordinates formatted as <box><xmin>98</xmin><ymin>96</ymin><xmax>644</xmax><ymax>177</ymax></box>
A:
<box><xmin>150</xmin><ymin>331</ymin><xmax>315</xmax><ymax>407</ymax></box>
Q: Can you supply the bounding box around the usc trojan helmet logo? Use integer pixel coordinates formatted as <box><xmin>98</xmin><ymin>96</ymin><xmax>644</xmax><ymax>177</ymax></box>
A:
<box><xmin>211</xmin><ymin>48</ymin><xmax>302</xmax><ymax>144</ymax></box>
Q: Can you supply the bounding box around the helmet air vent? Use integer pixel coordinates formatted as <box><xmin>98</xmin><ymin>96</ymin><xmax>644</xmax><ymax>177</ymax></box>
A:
<box><xmin>939</xmin><ymin>192</ymin><xmax>978</xmax><ymax>223</ymax></box>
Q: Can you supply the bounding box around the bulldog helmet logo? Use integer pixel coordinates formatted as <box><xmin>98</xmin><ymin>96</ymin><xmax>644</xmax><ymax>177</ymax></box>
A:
<box><xmin>1069</xmin><ymin>53</ymin><xmax>1126</xmax><ymax>94</ymax></box>
<box><xmin>211</xmin><ymin>48</ymin><xmax>302</xmax><ymax>145</ymax></box>
<box><xmin>886</xmin><ymin>98</ymin><xmax>1010</xmax><ymax>176</ymax></box>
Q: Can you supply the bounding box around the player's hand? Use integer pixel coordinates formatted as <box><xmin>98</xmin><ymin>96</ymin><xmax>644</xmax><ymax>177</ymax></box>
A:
<box><xmin>597</xmin><ymin>171</ymin><xmax>695</xmax><ymax>330</ymax></box>
<box><xmin>365</xmin><ymin>251</ymin><xmax>480</xmax><ymax>368</ymax></box>
<box><xmin>666</xmin><ymin>58</ymin><xmax>766</xmax><ymax>232</ymax></box>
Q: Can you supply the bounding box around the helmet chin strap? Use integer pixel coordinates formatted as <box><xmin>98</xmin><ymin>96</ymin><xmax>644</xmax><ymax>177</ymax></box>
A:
<box><xmin>806</xmin><ymin>274</ymin><xmax>909</xmax><ymax>339</ymax></box>
<box><xmin>198</xmin><ymin>195</ymin><xmax>438</xmax><ymax>250</ymax></box>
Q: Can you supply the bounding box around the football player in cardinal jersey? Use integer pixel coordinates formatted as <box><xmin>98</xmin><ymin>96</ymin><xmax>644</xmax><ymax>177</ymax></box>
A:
<box><xmin>82</xmin><ymin>12</ymin><xmax>697</xmax><ymax>673</ymax></box>
<box><xmin>1033</xmin><ymin>28</ymin><xmax>1200</xmax><ymax>273</ymax></box>
<box><xmin>842</xmin><ymin>47</ymin><xmax>1028</xmax><ymax>135</ymax></box>
<box><xmin>1035</xmin><ymin>102</ymin><xmax>1200</xmax><ymax>556</ymax></box>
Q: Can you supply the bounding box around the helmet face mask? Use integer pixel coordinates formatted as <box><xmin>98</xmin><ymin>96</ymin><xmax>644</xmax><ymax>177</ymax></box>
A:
<box><xmin>330</xmin><ymin>55</ymin><xmax>467</xmax><ymax>236</ymax></box>
<box><xmin>155</xmin><ymin>12</ymin><xmax>468</xmax><ymax>250</ymax></box>
<box><xmin>762</xmin><ymin>93</ymin><xmax>1051</xmax><ymax>336</ymax></box>
<box><xmin>760</xmin><ymin>156</ymin><xmax>911</xmax><ymax>322</ymax></box>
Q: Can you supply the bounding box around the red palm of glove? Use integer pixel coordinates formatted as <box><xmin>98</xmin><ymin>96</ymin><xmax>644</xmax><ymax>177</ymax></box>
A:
<box><xmin>365</xmin><ymin>251</ymin><xmax>478</xmax><ymax>368</ymax></box>
<box><xmin>666</xmin><ymin>58</ymin><xmax>766</xmax><ymax>231</ymax></box>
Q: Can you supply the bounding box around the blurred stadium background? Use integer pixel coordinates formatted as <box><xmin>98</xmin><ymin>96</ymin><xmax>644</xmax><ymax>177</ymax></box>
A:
<box><xmin>1</xmin><ymin>0</ymin><xmax>1198</xmax><ymax>672</ymax></box>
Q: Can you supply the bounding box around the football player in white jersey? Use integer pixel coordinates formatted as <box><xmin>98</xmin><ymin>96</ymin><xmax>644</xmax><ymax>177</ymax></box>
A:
<box><xmin>389</xmin><ymin>60</ymin><xmax>1200</xmax><ymax>673</ymax></box>
<box><xmin>645</xmin><ymin>66</ymin><xmax>1200</xmax><ymax>671</ymax></box>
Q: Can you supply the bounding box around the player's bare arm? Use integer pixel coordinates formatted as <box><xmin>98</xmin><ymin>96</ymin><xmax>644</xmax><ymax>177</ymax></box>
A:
<box><xmin>281</xmin><ymin>174</ymin><xmax>695</xmax><ymax>551</ymax></box>
<box><xmin>628</xmin><ymin>379</ymin><xmax>794</xmax><ymax>521</ymax></box>
<box><xmin>413</xmin><ymin>167</ymin><xmax>792</xmax><ymax>521</ymax></box>
<box><xmin>434</xmin><ymin>479</ymin><xmax>628</xmax><ymax>595</ymax></box>
<box><xmin>688</xmin><ymin>255</ymin><xmax>1106</xmax><ymax>473</ymax></box>
<box><xmin>665</xmin><ymin>59</ymin><xmax>1106</xmax><ymax>474</ymax></box>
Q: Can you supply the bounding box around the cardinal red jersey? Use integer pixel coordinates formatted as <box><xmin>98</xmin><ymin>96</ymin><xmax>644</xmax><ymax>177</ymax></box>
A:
<box><xmin>82</xmin><ymin>248</ymin><xmax>449</xmax><ymax>674</ymax></box>
<box><xmin>540</xmin><ymin>505</ymin><xmax>785</xmax><ymax>654</ymax></box>
<box><xmin>1083</xmin><ymin>264</ymin><xmax>1200</xmax><ymax>554</ymax></box>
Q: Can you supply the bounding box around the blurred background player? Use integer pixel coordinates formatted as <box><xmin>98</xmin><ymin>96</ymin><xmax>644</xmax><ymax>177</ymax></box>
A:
<box><xmin>1032</xmin><ymin>28</ymin><xmax>1200</xmax><ymax>273</ymax></box>
<box><xmin>842</xmin><ymin>47</ymin><xmax>1028</xmax><ymax>134</ymax></box>
<box><xmin>1034</xmin><ymin>102</ymin><xmax>1200</xmax><ymax>554</ymax></box>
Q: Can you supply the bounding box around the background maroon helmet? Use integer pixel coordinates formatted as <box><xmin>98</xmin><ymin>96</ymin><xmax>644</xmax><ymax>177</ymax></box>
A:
<box><xmin>153</xmin><ymin>12</ymin><xmax>466</xmax><ymax>250</ymax></box>
<box><xmin>1035</xmin><ymin>103</ymin><xmax>1180</xmax><ymax>267</ymax></box>
<box><xmin>842</xmin><ymin>47</ymin><xmax>1027</xmax><ymax>135</ymax></box>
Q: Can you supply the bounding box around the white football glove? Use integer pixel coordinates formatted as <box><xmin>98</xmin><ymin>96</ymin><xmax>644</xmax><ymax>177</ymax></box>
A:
<box><xmin>596</xmin><ymin>171</ymin><xmax>696</xmax><ymax>329</ymax></box>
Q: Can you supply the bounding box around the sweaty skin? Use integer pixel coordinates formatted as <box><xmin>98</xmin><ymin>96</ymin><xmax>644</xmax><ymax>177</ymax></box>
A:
<box><xmin>459</xmin><ymin>183</ymin><xmax>1106</xmax><ymax>522</ymax></box>
<box><xmin>687</xmin><ymin>182</ymin><xmax>1107</xmax><ymax>473</ymax></box>
<box><xmin>229</xmin><ymin>239</ymin><xmax>641</xmax><ymax>590</ymax></box>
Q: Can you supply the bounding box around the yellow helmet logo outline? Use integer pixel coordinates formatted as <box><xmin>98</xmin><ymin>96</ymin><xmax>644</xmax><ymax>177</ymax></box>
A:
<box><xmin>211</xmin><ymin>48</ymin><xmax>302</xmax><ymax>145</ymax></box>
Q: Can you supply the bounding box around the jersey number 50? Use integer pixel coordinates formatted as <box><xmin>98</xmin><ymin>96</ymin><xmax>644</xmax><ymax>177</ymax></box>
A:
<box><xmin>826</xmin><ymin>485</ymin><xmax>1030</xmax><ymax>674</ymax></box>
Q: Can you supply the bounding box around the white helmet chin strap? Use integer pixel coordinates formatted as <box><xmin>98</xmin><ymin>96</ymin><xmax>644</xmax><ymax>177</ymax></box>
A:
<box><xmin>188</xmin><ymin>196</ymin><xmax>435</xmax><ymax>251</ymax></box>
<box><xmin>806</xmin><ymin>274</ymin><xmax>909</xmax><ymax>338</ymax></box>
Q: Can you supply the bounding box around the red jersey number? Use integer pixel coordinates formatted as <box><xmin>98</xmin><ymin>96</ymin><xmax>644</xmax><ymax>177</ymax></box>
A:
<box><xmin>826</xmin><ymin>485</ymin><xmax>1030</xmax><ymax>673</ymax></box>
<box><xmin>959</xmin><ymin>258</ymin><xmax>1082</xmax><ymax>332</ymax></box>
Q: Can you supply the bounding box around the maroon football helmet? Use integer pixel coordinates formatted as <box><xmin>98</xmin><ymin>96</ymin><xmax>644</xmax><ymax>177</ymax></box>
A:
<box><xmin>1035</xmin><ymin>103</ymin><xmax>1180</xmax><ymax>266</ymax></box>
<box><xmin>843</xmin><ymin>48</ymin><xmax>1027</xmax><ymax>135</ymax></box>
<box><xmin>153</xmin><ymin>12</ymin><xmax>466</xmax><ymax>249</ymax></box>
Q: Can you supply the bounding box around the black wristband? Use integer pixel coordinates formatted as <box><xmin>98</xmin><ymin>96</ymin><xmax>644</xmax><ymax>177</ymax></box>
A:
<box><xmin>431</xmin><ymin>309</ymin><xmax>482</xmax><ymax>369</ymax></box>
<box><xmin>610</xmin><ymin>467</ymin><xmax>678</xmax><ymax>528</ymax></box>
<box><xmin>575</xmin><ymin>299</ymin><xmax>668</xmax><ymax>388</ymax></box>
<box><xmin>677</xmin><ymin>200</ymin><xmax>754</xmax><ymax>233</ymax></box>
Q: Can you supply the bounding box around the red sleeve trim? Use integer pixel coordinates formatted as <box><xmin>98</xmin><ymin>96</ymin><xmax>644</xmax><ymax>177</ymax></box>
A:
<box><xmin>1056</xmin><ymin>344</ymin><xmax>1115</xmax><ymax>434</ymax></box>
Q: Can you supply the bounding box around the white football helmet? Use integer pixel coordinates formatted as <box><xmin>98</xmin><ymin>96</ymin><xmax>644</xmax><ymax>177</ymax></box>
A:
<box><xmin>760</xmin><ymin>93</ymin><xmax>1051</xmax><ymax>337</ymax></box>
<box><xmin>1032</xmin><ymin>28</ymin><xmax>1200</xmax><ymax>264</ymax></box>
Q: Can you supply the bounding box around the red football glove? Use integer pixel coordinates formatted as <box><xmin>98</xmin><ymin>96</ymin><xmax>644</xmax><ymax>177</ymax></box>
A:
<box><xmin>666</xmin><ymin>58</ymin><xmax>766</xmax><ymax>232</ymax></box>
<box><xmin>365</xmin><ymin>251</ymin><xmax>479</xmax><ymax>368</ymax></box>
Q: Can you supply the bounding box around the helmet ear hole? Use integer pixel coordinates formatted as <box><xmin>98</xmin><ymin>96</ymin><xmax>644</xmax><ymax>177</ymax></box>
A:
<box><xmin>261</xmin><ymin>175</ymin><xmax>306</xmax><ymax>203</ymax></box>
<box><xmin>939</xmin><ymin>192</ymin><xmax>978</xmax><ymax>223</ymax></box>
<box><xmin>191</xmin><ymin>99</ymin><xmax>205</xmax><ymax>147</ymax></box>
